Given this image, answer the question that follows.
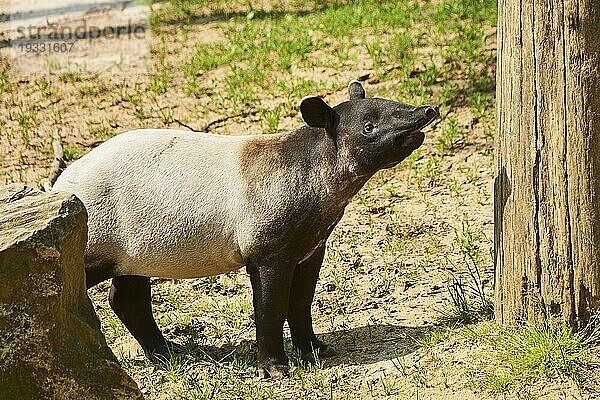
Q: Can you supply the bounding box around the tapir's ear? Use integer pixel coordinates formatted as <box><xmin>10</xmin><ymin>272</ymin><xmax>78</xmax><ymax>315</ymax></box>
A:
<box><xmin>300</xmin><ymin>96</ymin><xmax>338</xmax><ymax>134</ymax></box>
<box><xmin>348</xmin><ymin>80</ymin><xmax>366</xmax><ymax>100</ymax></box>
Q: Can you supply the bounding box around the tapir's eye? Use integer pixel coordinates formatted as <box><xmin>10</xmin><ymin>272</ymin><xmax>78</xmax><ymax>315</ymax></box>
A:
<box><xmin>363</xmin><ymin>122</ymin><xmax>376</xmax><ymax>134</ymax></box>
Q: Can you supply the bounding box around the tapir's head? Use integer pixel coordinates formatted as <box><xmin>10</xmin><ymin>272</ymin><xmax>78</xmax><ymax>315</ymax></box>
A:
<box><xmin>300</xmin><ymin>80</ymin><xmax>438</xmax><ymax>176</ymax></box>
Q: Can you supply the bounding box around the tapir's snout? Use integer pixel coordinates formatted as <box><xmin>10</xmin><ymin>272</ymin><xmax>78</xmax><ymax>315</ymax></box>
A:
<box><xmin>391</xmin><ymin>104</ymin><xmax>439</xmax><ymax>132</ymax></box>
<box><xmin>415</xmin><ymin>105</ymin><xmax>439</xmax><ymax>129</ymax></box>
<box><xmin>424</xmin><ymin>105</ymin><xmax>440</xmax><ymax>120</ymax></box>
<box><xmin>398</xmin><ymin>105</ymin><xmax>439</xmax><ymax>135</ymax></box>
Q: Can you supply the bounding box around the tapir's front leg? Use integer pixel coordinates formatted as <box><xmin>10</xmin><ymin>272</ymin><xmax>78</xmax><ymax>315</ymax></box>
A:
<box><xmin>247</xmin><ymin>261</ymin><xmax>295</xmax><ymax>378</ymax></box>
<box><xmin>288</xmin><ymin>245</ymin><xmax>336</xmax><ymax>362</ymax></box>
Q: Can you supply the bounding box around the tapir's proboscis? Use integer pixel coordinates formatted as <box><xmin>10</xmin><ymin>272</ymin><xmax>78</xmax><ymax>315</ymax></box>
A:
<box><xmin>54</xmin><ymin>81</ymin><xmax>439</xmax><ymax>378</ymax></box>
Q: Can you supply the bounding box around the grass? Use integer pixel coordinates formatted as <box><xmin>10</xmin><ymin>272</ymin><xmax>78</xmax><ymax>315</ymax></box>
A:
<box><xmin>436</xmin><ymin>117</ymin><xmax>465</xmax><ymax>154</ymax></box>
<box><xmin>259</xmin><ymin>105</ymin><xmax>283</xmax><ymax>134</ymax></box>
<box><xmin>409</xmin><ymin>319</ymin><xmax>600</xmax><ymax>397</ymax></box>
<box><xmin>150</xmin><ymin>0</ymin><xmax>496</xmax><ymax>119</ymax></box>
<box><xmin>0</xmin><ymin>0</ymin><xmax>498</xmax><ymax>153</ymax></box>
<box><xmin>437</xmin><ymin>216</ymin><xmax>494</xmax><ymax>326</ymax></box>
<box><xmin>471</xmin><ymin>320</ymin><xmax>600</xmax><ymax>394</ymax></box>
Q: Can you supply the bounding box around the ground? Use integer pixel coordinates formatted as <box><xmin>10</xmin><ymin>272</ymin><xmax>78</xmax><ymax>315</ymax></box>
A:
<box><xmin>1</xmin><ymin>0</ymin><xmax>599</xmax><ymax>399</ymax></box>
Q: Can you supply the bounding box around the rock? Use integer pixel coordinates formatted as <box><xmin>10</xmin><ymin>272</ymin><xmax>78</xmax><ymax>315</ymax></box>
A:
<box><xmin>0</xmin><ymin>184</ymin><xmax>142</xmax><ymax>400</ymax></box>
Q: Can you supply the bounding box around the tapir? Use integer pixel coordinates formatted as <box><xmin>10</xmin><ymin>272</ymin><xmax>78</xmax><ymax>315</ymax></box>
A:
<box><xmin>54</xmin><ymin>81</ymin><xmax>439</xmax><ymax>378</ymax></box>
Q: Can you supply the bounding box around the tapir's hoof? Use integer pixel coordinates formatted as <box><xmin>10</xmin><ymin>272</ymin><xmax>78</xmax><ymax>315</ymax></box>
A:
<box><xmin>302</xmin><ymin>343</ymin><xmax>337</xmax><ymax>363</ymax></box>
<box><xmin>257</xmin><ymin>362</ymin><xmax>289</xmax><ymax>379</ymax></box>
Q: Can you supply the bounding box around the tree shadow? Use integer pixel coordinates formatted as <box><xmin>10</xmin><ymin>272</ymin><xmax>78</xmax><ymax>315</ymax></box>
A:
<box><xmin>445</xmin><ymin>72</ymin><xmax>496</xmax><ymax>110</ymax></box>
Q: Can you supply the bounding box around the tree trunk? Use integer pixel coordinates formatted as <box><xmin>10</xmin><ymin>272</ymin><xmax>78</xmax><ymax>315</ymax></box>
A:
<box><xmin>494</xmin><ymin>0</ymin><xmax>600</xmax><ymax>326</ymax></box>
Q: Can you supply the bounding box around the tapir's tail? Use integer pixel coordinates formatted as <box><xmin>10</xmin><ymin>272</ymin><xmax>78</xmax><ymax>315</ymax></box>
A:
<box><xmin>40</xmin><ymin>139</ymin><xmax>66</xmax><ymax>192</ymax></box>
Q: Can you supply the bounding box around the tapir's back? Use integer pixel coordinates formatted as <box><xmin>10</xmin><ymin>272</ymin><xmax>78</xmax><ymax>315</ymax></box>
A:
<box><xmin>54</xmin><ymin>129</ymin><xmax>249</xmax><ymax>278</ymax></box>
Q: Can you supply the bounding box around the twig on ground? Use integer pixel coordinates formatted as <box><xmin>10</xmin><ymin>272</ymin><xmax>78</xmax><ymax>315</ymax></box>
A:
<box><xmin>173</xmin><ymin>118</ymin><xmax>202</xmax><ymax>132</ymax></box>
<box><xmin>40</xmin><ymin>139</ymin><xmax>66</xmax><ymax>192</ymax></box>
<box><xmin>201</xmin><ymin>111</ymin><xmax>255</xmax><ymax>132</ymax></box>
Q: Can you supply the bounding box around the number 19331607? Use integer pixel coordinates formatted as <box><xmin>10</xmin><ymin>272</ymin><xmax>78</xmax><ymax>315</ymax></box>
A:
<box><xmin>18</xmin><ymin>42</ymin><xmax>75</xmax><ymax>53</ymax></box>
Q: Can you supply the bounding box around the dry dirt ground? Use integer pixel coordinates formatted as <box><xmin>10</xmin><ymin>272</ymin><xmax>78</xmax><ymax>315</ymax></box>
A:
<box><xmin>1</xmin><ymin>1</ymin><xmax>599</xmax><ymax>399</ymax></box>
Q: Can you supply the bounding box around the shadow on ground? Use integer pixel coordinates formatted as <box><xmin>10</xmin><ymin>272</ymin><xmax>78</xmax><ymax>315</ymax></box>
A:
<box><xmin>318</xmin><ymin>324</ymin><xmax>431</xmax><ymax>367</ymax></box>
<box><xmin>144</xmin><ymin>323</ymin><xmax>433</xmax><ymax>369</ymax></box>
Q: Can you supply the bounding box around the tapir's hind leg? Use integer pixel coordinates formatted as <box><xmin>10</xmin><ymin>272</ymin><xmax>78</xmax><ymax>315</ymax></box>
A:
<box><xmin>85</xmin><ymin>259</ymin><xmax>117</xmax><ymax>289</ymax></box>
<box><xmin>288</xmin><ymin>245</ymin><xmax>336</xmax><ymax>363</ymax></box>
<box><xmin>109</xmin><ymin>275</ymin><xmax>181</xmax><ymax>361</ymax></box>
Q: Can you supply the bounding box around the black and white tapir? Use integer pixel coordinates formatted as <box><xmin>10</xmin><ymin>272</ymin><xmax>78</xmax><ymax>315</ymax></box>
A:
<box><xmin>54</xmin><ymin>81</ymin><xmax>439</xmax><ymax>378</ymax></box>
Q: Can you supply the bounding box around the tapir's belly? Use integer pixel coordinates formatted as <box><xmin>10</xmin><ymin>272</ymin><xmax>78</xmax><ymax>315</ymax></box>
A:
<box><xmin>90</xmin><ymin>224</ymin><xmax>246</xmax><ymax>279</ymax></box>
<box><xmin>117</xmin><ymin>247</ymin><xmax>246</xmax><ymax>279</ymax></box>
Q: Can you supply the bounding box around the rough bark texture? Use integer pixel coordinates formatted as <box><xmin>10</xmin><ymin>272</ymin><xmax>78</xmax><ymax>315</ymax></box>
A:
<box><xmin>0</xmin><ymin>184</ymin><xmax>143</xmax><ymax>400</ymax></box>
<box><xmin>495</xmin><ymin>0</ymin><xmax>600</xmax><ymax>325</ymax></box>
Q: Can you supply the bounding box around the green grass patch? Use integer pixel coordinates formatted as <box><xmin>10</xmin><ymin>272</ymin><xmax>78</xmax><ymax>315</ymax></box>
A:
<box><xmin>153</xmin><ymin>0</ymin><xmax>498</xmax><ymax>114</ymax></box>
<box><xmin>62</xmin><ymin>147</ymin><xmax>83</xmax><ymax>161</ymax></box>
<box><xmin>483</xmin><ymin>321</ymin><xmax>600</xmax><ymax>393</ymax></box>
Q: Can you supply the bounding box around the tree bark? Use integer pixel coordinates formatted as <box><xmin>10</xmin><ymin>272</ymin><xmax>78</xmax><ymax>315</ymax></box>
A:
<box><xmin>495</xmin><ymin>0</ymin><xmax>600</xmax><ymax>326</ymax></box>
